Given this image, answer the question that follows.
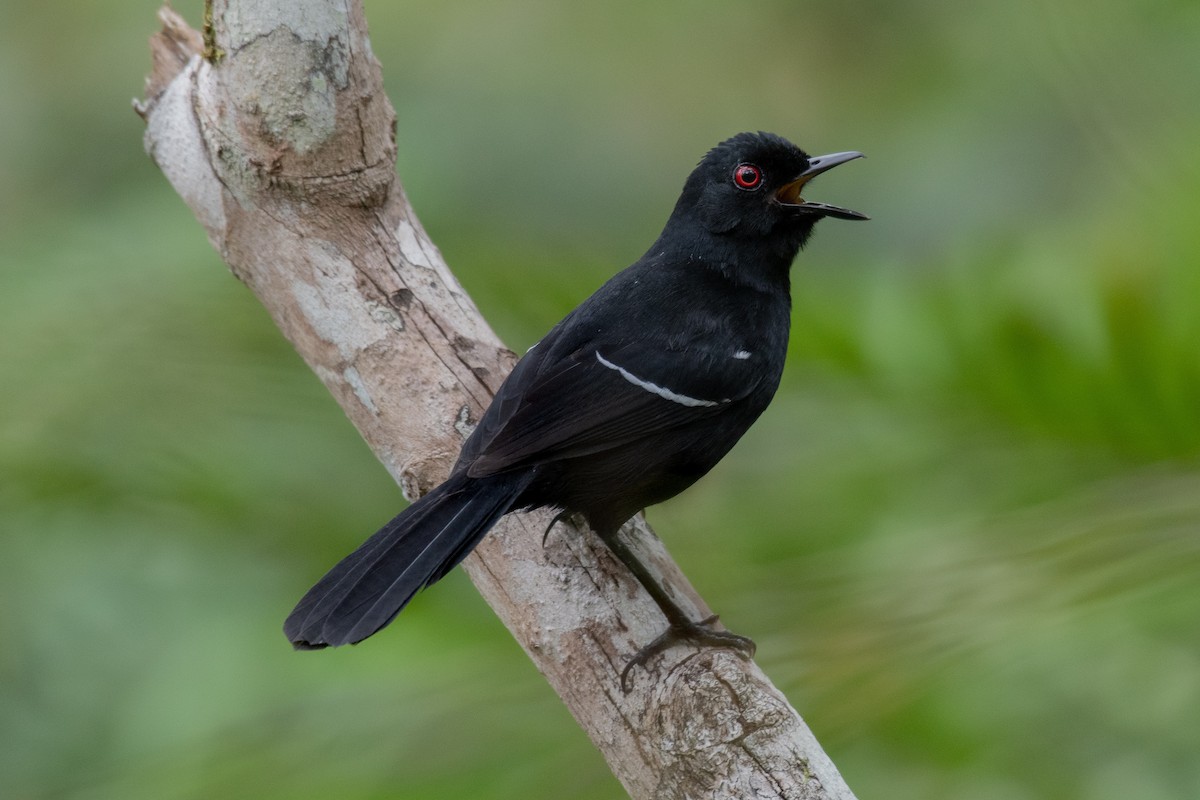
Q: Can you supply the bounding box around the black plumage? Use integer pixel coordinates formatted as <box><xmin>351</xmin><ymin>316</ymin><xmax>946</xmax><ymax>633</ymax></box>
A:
<box><xmin>285</xmin><ymin>132</ymin><xmax>866</xmax><ymax>681</ymax></box>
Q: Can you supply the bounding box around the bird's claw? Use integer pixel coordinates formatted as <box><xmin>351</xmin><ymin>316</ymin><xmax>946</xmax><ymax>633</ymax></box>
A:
<box><xmin>619</xmin><ymin>615</ymin><xmax>756</xmax><ymax>692</ymax></box>
<box><xmin>541</xmin><ymin>510</ymin><xmax>575</xmax><ymax>548</ymax></box>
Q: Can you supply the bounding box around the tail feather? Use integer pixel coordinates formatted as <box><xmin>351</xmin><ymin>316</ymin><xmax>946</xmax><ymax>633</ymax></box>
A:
<box><xmin>286</xmin><ymin>495</ymin><xmax>445</xmax><ymax>643</ymax></box>
<box><xmin>284</xmin><ymin>471</ymin><xmax>531</xmax><ymax>649</ymax></box>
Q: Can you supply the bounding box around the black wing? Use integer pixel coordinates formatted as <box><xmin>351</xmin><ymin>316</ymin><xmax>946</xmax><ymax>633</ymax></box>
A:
<box><xmin>462</xmin><ymin>332</ymin><xmax>765</xmax><ymax>478</ymax></box>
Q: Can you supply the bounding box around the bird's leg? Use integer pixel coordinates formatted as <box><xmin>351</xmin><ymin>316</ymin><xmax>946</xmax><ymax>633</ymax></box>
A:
<box><xmin>597</xmin><ymin>528</ymin><xmax>756</xmax><ymax>692</ymax></box>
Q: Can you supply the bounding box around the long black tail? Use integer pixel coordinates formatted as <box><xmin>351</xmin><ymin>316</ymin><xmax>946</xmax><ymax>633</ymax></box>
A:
<box><xmin>284</xmin><ymin>470</ymin><xmax>532</xmax><ymax>649</ymax></box>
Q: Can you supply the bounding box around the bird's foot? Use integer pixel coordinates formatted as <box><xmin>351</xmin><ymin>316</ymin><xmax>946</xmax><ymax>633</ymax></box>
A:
<box><xmin>620</xmin><ymin>614</ymin><xmax>756</xmax><ymax>692</ymax></box>
<box><xmin>541</xmin><ymin>510</ymin><xmax>577</xmax><ymax>547</ymax></box>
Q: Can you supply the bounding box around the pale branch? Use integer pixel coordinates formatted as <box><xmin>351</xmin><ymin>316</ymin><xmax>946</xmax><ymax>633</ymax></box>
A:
<box><xmin>136</xmin><ymin>4</ymin><xmax>857</xmax><ymax>798</ymax></box>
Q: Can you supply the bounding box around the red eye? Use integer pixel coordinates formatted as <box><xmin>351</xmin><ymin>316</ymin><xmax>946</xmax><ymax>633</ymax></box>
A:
<box><xmin>733</xmin><ymin>163</ymin><xmax>763</xmax><ymax>190</ymax></box>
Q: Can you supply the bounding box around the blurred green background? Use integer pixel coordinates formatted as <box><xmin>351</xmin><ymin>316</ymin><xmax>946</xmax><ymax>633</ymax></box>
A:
<box><xmin>2</xmin><ymin>1</ymin><xmax>1198</xmax><ymax>798</ymax></box>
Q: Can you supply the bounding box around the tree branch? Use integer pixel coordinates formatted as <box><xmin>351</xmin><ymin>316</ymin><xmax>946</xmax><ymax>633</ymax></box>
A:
<box><xmin>136</xmin><ymin>4</ymin><xmax>858</xmax><ymax>798</ymax></box>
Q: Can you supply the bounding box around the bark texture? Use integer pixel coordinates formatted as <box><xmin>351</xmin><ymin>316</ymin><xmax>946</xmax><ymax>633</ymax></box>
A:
<box><xmin>136</xmin><ymin>4</ymin><xmax>858</xmax><ymax>798</ymax></box>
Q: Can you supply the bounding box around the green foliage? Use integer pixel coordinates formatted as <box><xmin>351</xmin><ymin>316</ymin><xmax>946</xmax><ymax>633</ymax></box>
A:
<box><xmin>2</xmin><ymin>1</ymin><xmax>1198</xmax><ymax>798</ymax></box>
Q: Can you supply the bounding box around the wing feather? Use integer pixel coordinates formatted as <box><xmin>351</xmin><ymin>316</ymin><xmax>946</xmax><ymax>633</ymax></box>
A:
<box><xmin>466</xmin><ymin>340</ymin><xmax>760</xmax><ymax>477</ymax></box>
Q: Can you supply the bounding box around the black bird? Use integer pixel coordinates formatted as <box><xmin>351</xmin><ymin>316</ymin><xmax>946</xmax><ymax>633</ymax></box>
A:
<box><xmin>285</xmin><ymin>132</ymin><xmax>866</xmax><ymax>684</ymax></box>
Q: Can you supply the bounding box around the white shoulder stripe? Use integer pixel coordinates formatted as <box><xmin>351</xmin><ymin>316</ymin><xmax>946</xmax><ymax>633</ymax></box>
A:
<box><xmin>594</xmin><ymin>351</ymin><xmax>724</xmax><ymax>408</ymax></box>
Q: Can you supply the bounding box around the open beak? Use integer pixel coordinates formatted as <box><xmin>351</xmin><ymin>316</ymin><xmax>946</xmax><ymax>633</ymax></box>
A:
<box><xmin>775</xmin><ymin>151</ymin><xmax>868</xmax><ymax>220</ymax></box>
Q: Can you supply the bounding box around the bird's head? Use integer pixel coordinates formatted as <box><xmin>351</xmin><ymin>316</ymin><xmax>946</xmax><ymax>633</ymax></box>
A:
<box><xmin>678</xmin><ymin>132</ymin><xmax>867</xmax><ymax>252</ymax></box>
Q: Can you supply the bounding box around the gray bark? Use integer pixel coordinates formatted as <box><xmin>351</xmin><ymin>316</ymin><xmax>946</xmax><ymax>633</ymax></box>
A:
<box><xmin>136</xmin><ymin>4</ymin><xmax>858</xmax><ymax>798</ymax></box>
